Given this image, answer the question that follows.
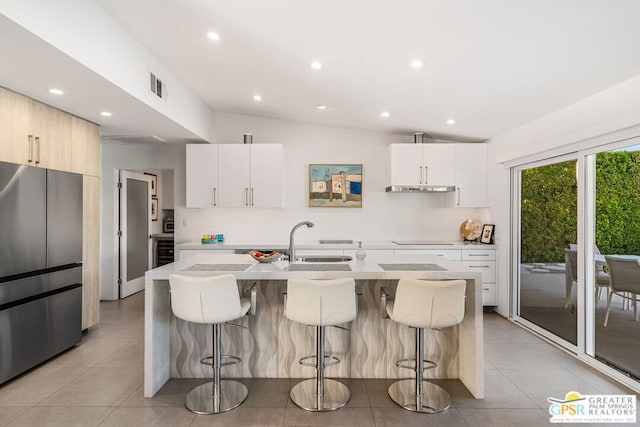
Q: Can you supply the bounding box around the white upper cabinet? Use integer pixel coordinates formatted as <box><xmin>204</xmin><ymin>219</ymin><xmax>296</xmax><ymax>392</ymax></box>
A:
<box><xmin>186</xmin><ymin>143</ymin><xmax>283</xmax><ymax>208</ymax></box>
<box><xmin>423</xmin><ymin>144</ymin><xmax>455</xmax><ymax>186</ymax></box>
<box><xmin>186</xmin><ymin>144</ymin><xmax>219</xmax><ymax>208</ymax></box>
<box><xmin>388</xmin><ymin>143</ymin><xmax>455</xmax><ymax>186</ymax></box>
<box><xmin>218</xmin><ymin>144</ymin><xmax>251</xmax><ymax>207</ymax></box>
<box><xmin>250</xmin><ymin>144</ymin><xmax>283</xmax><ymax>208</ymax></box>
<box><xmin>454</xmin><ymin>144</ymin><xmax>488</xmax><ymax>207</ymax></box>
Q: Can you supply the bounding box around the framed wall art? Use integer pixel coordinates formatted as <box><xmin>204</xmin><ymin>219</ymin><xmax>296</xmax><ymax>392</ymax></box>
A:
<box><xmin>480</xmin><ymin>224</ymin><xmax>494</xmax><ymax>244</ymax></box>
<box><xmin>308</xmin><ymin>164</ymin><xmax>363</xmax><ymax>208</ymax></box>
<box><xmin>151</xmin><ymin>198</ymin><xmax>158</xmax><ymax>221</ymax></box>
<box><xmin>144</xmin><ymin>172</ymin><xmax>157</xmax><ymax>197</ymax></box>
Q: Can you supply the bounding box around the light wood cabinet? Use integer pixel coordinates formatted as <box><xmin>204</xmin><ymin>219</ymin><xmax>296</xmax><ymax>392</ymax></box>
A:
<box><xmin>0</xmin><ymin>86</ymin><xmax>100</xmax><ymax>176</ymax></box>
<box><xmin>186</xmin><ymin>143</ymin><xmax>284</xmax><ymax>208</ymax></box>
<box><xmin>71</xmin><ymin>116</ymin><xmax>101</xmax><ymax>176</ymax></box>
<box><xmin>0</xmin><ymin>86</ymin><xmax>35</xmax><ymax>165</ymax></box>
<box><xmin>82</xmin><ymin>175</ymin><xmax>100</xmax><ymax>329</ymax></box>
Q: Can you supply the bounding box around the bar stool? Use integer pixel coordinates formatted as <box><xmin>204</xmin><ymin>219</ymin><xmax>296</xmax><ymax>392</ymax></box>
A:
<box><xmin>168</xmin><ymin>274</ymin><xmax>256</xmax><ymax>415</ymax></box>
<box><xmin>381</xmin><ymin>278</ymin><xmax>466</xmax><ymax>413</ymax></box>
<box><xmin>285</xmin><ymin>278</ymin><xmax>357</xmax><ymax>411</ymax></box>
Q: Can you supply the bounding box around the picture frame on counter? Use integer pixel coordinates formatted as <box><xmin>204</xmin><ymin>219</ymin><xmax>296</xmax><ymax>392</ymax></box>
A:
<box><xmin>144</xmin><ymin>172</ymin><xmax>158</xmax><ymax>197</ymax></box>
<box><xmin>308</xmin><ymin>164</ymin><xmax>363</xmax><ymax>208</ymax></box>
<box><xmin>151</xmin><ymin>198</ymin><xmax>158</xmax><ymax>221</ymax></box>
<box><xmin>480</xmin><ymin>224</ymin><xmax>494</xmax><ymax>244</ymax></box>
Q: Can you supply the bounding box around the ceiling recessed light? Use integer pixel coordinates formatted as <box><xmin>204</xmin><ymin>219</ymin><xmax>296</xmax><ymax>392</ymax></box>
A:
<box><xmin>316</xmin><ymin>105</ymin><xmax>327</xmax><ymax>110</ymax></box>
<box><xmin>206</xmin><ymin>32</ymin><xmax>220</xmax><ymax>41</ymax></box>
<box><xmin>310</xmin><ymin>61</ymin><xmax>323</xmax><ymax>70</ymax></box>
<box><xmin>410</xmin><ymin>59</ymin><xmax>424</xmax><ymax>69</ymax></box>
<box><xmin>380</xmin><ymin>111</ymin><xmax>390</xmax><ymax>118</ymax></box>
<box><xmin>49</xmin><ymin>88</ymin><xmax>64</xmax><ymax>95</ymax></box>
<box><xmin>253</xmin><ymin>94</ymin><xmax>262</xmax><ymax>102</ymax></box>
<box><xmin>100</xmin><ymin>111</ymin><xmax>112</xmax><ymax>117</ymax></box>
<box><xmin>446</xmin><ymin>118</ymin><xmax>456</xmax><ymax>125</ymax></box>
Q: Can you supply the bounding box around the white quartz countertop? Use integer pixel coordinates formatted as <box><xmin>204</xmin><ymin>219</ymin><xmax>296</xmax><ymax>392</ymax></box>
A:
<box><xmin>146</xmin><ymin>253</ymin><xmax>483</xmax><ymax>282</ymax></box>
<box><xmin>175</xmin><ymin>240</ymin><xmax>496</xmax><ymax>251</ymax></box>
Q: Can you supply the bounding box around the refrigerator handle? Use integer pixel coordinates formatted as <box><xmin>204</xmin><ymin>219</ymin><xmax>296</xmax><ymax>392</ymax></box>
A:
<box><xmin>27</xmin><ymin>135</ymin><xmax>34</xmax><ymax>163</ymax></box>
<box><xmin>34</xmin><ymin>136</ymin><xmax>41</xmax><ymax>165</ymax></box>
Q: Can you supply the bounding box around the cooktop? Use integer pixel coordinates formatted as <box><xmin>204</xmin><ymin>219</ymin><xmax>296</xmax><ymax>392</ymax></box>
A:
<box><xmin>392</xmin><ymin>241</ymin><xmax>454</xmax><ymax>245</ymax></box>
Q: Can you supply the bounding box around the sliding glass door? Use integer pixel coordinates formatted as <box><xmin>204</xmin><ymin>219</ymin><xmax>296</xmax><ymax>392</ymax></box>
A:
<box><xmin>513</xmin><ymin>140</ymin><xmax>640</xmax><ymax>387</ymax></box>
<box><xmin>516</xmin><ymin>158</ymin><xmax>579</xmax><ymax>346</ymax></box>
<box><xmin>591</xmin><ymin>145</ymin><xmax>640</xmax><ymax>379</ymax></box>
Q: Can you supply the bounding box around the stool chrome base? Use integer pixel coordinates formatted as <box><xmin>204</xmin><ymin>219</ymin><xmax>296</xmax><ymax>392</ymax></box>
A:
<box><xmin>185</xmin><ymin>380</ymin><xmax>248</xmax><ymax>415</ymax></box>
<box><xmin>388</xmin><ymin>379</ymin><xmax>452</xmax><ymax>413</ymax></box>
<box><xmin>290</xmin><ymin>378</ymin><xmax>350</xmax><ymax>412</ymax></box>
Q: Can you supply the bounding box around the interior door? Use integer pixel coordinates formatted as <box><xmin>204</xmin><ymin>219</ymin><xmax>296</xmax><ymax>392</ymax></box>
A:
<box><xmin>119</xmin><ymin>170</ymin><xmax>152</xmax><ymax>298</ymax></box>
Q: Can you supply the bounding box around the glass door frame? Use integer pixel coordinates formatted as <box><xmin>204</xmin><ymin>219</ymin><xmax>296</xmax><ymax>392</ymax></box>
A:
<box><xmin>510</xmin><ymin>152</ymin><xmax>582</xmax><ymax>355</ymax></box>
<box><xmin>510</xmin><ymin>136</ymin><xmax>640</xmax><ymax>393</ymax></box>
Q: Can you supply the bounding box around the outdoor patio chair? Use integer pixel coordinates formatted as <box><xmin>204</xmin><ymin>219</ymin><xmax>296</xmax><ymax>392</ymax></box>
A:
<box><xmin>564</xmin><ymin>248</ymin><xmax>610</xmax><ymax>309</ymax></box>
<box><xmin>603</xmin><ymin>256</ymin><xmax>640</xmax><ymax>327</ymax></box>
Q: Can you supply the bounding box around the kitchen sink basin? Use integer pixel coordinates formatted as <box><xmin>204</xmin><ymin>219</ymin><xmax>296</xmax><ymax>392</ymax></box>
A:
<box><xmin>288</xmin><ymin>263</ymin><xmax>352</xmax><ymax>271</ymax></box>
<box><xmin>295</xmin><ymin>255</ymin><xmax>353</xmax><ymax>262</ymax></box>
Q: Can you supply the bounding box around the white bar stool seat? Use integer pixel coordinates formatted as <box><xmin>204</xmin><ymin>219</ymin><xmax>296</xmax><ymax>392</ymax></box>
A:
<box><xmin>285</xmin><ymin>278</ymin><xmax>357</xmax><ymax>411</ymax></box>
<box><xmin>382</xmin><ymin>278</ymin><xmax>466</xmax><ymax>413</ymax></box>
<box><xmin>169</xmin><ymin>273</ymin><xmax>254</xmax><ymax>415</ymax></box>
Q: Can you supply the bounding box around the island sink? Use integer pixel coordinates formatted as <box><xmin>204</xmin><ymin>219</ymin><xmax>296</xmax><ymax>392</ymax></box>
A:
<box><xmin>294</xmin><ymin>255</ymin><xmax>353</xmax><ymax>262</ymax></box>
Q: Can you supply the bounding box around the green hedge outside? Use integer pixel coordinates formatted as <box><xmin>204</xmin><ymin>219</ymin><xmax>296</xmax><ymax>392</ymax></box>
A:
<box><xmin>521</xmin><ymin>151</ymin><xmax>640</xmax><ymax>263</ymax></box>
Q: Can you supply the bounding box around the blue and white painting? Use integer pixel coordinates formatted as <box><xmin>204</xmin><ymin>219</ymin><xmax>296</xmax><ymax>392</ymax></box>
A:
<box><xmin>309</xmin><ymin>164</ymin><xmax>363</xmax><ymax>207</ymax></box>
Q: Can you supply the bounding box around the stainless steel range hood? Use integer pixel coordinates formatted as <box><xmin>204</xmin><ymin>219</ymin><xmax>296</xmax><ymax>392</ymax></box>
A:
<box><xmin>385</xmin><ymin>184</ymin><xmax>456</xmax><ymax>193</ymax></box>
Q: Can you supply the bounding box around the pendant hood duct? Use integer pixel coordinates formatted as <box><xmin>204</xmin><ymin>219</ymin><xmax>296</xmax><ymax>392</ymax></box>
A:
<box><xmin>385</xmin><ymin>184</ymin><xmax>456</xmax><ymax>193</ymax></box>
<box><xmin>385</xmin><ymin>132</ymin><xmax>456</xmax><ymax>193</ymax></box>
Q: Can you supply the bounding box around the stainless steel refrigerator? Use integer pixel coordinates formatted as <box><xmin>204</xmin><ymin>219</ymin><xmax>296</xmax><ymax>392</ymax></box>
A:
<box><xmin>0</xmin><ymin>161</ymin><xmax>83</xmax><ymax>384</ymax></box>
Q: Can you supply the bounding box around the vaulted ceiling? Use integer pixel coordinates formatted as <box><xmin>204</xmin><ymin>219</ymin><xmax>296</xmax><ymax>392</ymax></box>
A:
<box><xmin>4</xmin><ymin>1</ymin><xmax>640</xmax><ymax>142</ymax></box>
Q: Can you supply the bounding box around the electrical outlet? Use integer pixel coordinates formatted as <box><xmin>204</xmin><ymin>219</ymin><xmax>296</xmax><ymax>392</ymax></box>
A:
<box><xmin>182</xmin><ymin>218</ymin><xmax>189</xmax><ymax>227</ymax></box>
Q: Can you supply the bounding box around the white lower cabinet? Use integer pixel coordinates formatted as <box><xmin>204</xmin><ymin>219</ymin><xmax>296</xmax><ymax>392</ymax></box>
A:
<box><xmin>395</xmin><ymin>248</ymin><xmax>496</xmax><ymax>306</ymax></box>
<box><xmin>392</xmin><ymin>249</ymin><xmax>462</xmax><ymax>261</ymax></box>
<box><xmin>461</xmin><ymin>249</ymin><xmax>496</xmax><ymax>306</ymax></box>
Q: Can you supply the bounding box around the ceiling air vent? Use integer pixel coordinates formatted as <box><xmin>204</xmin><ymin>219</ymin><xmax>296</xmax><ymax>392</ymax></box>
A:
<box><xmin>149</xmin><ymin>72</ymin><xmax>166</xmax><ymax>99</ymax></box>
<box><xmin>103</xmin><ymin>135</ymin><xmax>167</xmax><ymax>145</ymax></box>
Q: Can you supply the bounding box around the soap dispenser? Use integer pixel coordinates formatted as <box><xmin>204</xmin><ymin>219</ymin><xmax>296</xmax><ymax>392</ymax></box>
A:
<box><xmin>355</xmin><ymin>241</ymin><xmax>366</xmax><ymax>260</ymax></box>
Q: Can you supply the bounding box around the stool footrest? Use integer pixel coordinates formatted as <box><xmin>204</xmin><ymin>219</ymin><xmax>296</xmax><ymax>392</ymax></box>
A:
<box><xmin>200</xmin><ymin>355</ymin><xmax>242</xmax><ymax>367</ymax></box>
<box><xmin>299</xmin><ymin>355</ymin><xmax>340</xmax><ymax>368</ymax></box>
<box><xmin>395</xmin><ymin>357</ymin><xmax>437</xmax><ymax>371</ymax></box>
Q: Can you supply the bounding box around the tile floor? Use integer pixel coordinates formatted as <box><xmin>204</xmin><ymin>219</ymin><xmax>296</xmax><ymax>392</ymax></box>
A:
<box><xmin>0</xmin><ymin>291</ymin><xmax>638</xmax><ymax>426</ymax></box>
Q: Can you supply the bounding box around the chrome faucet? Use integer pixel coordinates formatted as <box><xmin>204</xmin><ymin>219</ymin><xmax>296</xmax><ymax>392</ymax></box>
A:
<box><xmin>288</xmin><ymin>221</ymin><xmax>314</xmax><ymax>261</ymax></box>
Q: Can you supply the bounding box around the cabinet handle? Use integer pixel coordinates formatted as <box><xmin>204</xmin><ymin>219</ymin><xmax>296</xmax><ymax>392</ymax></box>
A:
<box><xmin>483</xmin><ymin>287</ymin><xmax>490</xmax><ymax>291</ymax></box>
<box><xmin>251</xmin><ymin>188</ymin><xmax>254</xmax><ymax>206</ymax></box>
<box><xmin>457</xmin><ymin>187</ymin><xmax>461</xmax><ymax>206</ymax></box>
<box><xmin>469</xmin><ymin>265</ymin><xmax>490</xmax><ymax>268</ymax></box>
<box><xmin>468</xmin><ymin>254</ymin><xmax>489</xmax><ymax>257</ymax></box>
<box><xmin>212</xmin><ymin>188</ymin><xmax>217</xmax><ymax>206</ymax></box>
<box><xmin>27</xmin><ymin>135</ymin><xmax>33</xmax><ymax>163</ymax></box>
<box><xmin>419</xmin><ymin>166</ymin><xmax>422</xmax><ymax>184</ymax></box>
<box><xmin>245</xmin><ymin>188</ymin><xmax>249</xmax><ymax>206</ymax></box>
<box><xmin>34</xmin><ymin>136</ymin><xmax>41</xmax><ymax>165</ymax></box>
<box><xmin>424</xmin><ymin>166</ymin><xmax>429</xmax><ymax>184</ymax></box>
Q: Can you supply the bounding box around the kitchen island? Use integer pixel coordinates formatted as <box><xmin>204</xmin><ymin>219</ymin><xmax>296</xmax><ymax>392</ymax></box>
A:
<box><xmin>144</xmin><ymin>254</ymin><xmax>484</xmax><ymax>399</ymax></box>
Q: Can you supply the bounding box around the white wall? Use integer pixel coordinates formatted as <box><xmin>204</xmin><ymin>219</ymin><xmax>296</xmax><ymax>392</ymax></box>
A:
<box><xmin>487</xmin><ymin>73</ymin><xmax>640</xmax><ymax>316</ymax></box>
<box><xmin>100</xmin><ymin>113</ymin><xmax>490</xmax><ymax>299</ymax></box>
<box><xmin>0</xmin><ymin>0</ymin><xmax>212</xmax><ymax>141</ymax></box>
